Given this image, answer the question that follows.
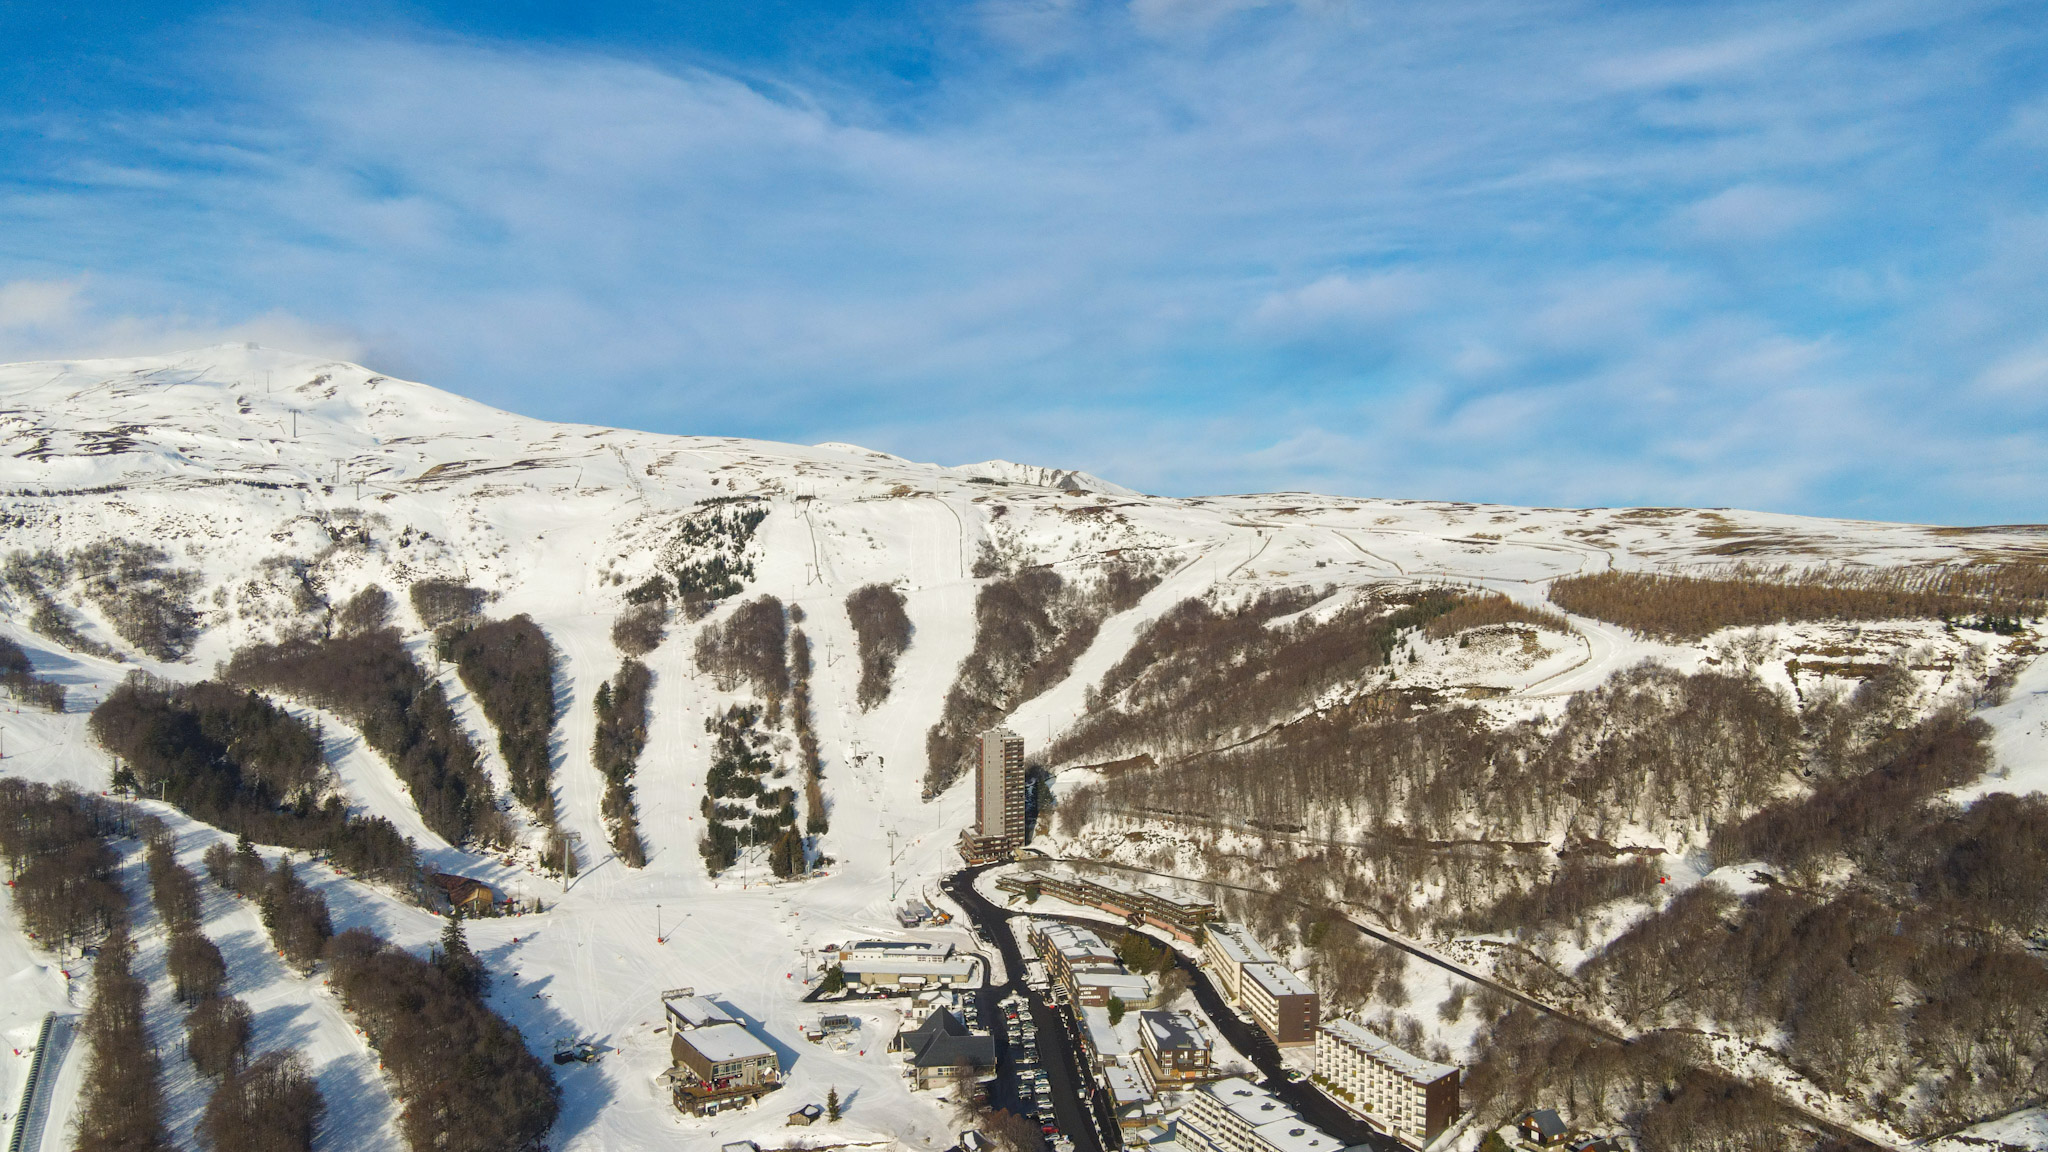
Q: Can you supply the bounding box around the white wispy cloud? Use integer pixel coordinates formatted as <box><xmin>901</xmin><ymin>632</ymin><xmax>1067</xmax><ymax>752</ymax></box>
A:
<box><xmin>0</xmin><ymin>0</ymin><xmax>2042</xmax><ymax>521</ymax></box>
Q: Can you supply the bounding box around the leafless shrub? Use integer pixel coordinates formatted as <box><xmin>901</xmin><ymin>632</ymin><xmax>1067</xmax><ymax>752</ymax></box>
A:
<box><xmin>0</xmin><ymin>634</ymin><xmax>65</xmax><ymax>710</ymax></box>
<box><xmin>335</xmin><ymin>583</ymin><xmax>393</xmax><ymax>635</ymax></box>
<box><xmin>925</xmin><ymin>560</ymin><xmax>1165</xmax><ymax>793</ymax></box>
<box><xmin>227</xmin><ymin>629</ymin><xmax>506</xmax><ymax>847</ymax></box>
<box><xmin>69</xmin><ymin>539</ymin><xmax>204</xmax><ymax>660</ymax></box>
<box><xmin>324</xmin><ymin>927</ymin><xmax>560</xmax><ymax>1152</ymax></box>
<box><xmin>0</xmin><ymin>780</ymin><xmax>125</xmax><ymax>951</ymax></box>
<box><xmin>1421</xmin><ymin>591</ymin><xmax>1571</xmax><ymax>639</ymax></box>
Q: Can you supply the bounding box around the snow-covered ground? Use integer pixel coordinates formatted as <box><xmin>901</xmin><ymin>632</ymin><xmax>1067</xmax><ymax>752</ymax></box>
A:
<box><xmin>0</xmin><ymin>346</ymin><xmax>2044</xmax><ymax>1150</ymax></box>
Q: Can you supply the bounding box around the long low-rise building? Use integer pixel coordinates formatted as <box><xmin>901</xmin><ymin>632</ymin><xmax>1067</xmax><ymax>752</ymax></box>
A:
<box><xmin>1316</xmin><ymin>1019</ymin><xmax>1459</xmax><ymax>1144</ymax></box>
<box><xmin>1029</xmin><ymin>921</ymin><xmax>1156</xmax><ymax>1008</ymax></box>
<box><xmin>833</xmin><ymin>940</ymin><xmax>979</xmax><ymax>988</ymax></box>
<box><xmin>1180</xmin><ymin>1076</ymin><xmax>1362</xmax><ymax>1152</ymax></box>
<box><xmin>997</xmin><ymin>866</ymin><xmax>1219</xmax><ymax>941</ymax></box>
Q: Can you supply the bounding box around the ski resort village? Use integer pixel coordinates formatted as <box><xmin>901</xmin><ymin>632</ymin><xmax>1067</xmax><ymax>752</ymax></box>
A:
<box><xmin>3</xmin><ymin>347</ymin><xmax>2048</xmax><ymax>1152</ymax></box>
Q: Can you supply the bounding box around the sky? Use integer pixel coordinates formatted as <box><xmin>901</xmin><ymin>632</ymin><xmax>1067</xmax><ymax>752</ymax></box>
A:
<box><xmin>1</xmin><ymin>1</ymin><xmax>2044</xmax><ymax>524</ymax></box>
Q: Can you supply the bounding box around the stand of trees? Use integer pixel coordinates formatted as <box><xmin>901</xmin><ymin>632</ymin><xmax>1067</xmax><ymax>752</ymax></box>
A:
<box><xmin>226</xmin><ymin>625</ymin><xmax>510</xmax><ymax>848</ymax></box>
<box><xmin>5</xmin><ymin>548</ymin><xmax>122</xmax><ymax>660</ymax></box>
<box><xmin>92</xmin><ymin>676</ymin><xmax>418</xmax><ymax>884</ymax></box>
<box><xmin>924</xmin><ymin>560</ymin><xmax>1165</xmax><ymax>794</ymax></box>
<box><xmin>790</xmin><ymin>624</ymin><xmax>828</xmax><ymax>836</ymax></box>
<box><xmin>1048</xmin><ymin>585</ymin><xmax>1536</xmax><ymax>771</ymax></box>
<box><xmin>845</xmin><ymin>583</ymin><xmax>911</xmax><ymax>710</ymax></box>
<box><xmin>1548</xmin><ymin>562</ymin><xmax>2048</xmax><ymax>642</ymax></box>
<box><xmin>592</xmin><ymin>659</ymin><xmax>651</xmax><ymax>867</ymax></box>
<box><xmin>443</xmin><ymin>614</ymin><xmax>561</xmax><ymax>825</ymax></box>
<box><xmin>610</xmin><ymin>601</ymin><xmax>667</xmax><ymax>655</ymax></box>
<box><xmin>76</xmin><ymin>928</ymin><xmax>174</xmax><ymax>1152</ymax></box>
<box><xmin>204</xmin><ymin>838</ymin><xmax>334</xmax><ymax>973</ymax></box>
<box><xmin>199</xmin><ymin>1051</ymin><xmax>324</xmax><ymax>1152</ymax></box>
<box><xmin>3</xmin><ymin>541</ymin><xmax>204</xmax><ymax>661</ymax></box>
<box><xmin>0</xmin><ymin>634</ymin><xmax>65</xmax><ymax>711</ymax></box>
<box><xmin>698</xmin><ymin>705</ymin><xmax>803</xmax><ymax>877</ymax></box>
<box><xmin>660</xmin><ymin>501</ymin><xmax>768</xmax><ymax>610</ymax></box>
<box><xmin>695</xmin><ymin>595</ymin><xmax>789</xmax><ymax>722</ymax></box>
<box><xmin>408</xmin><ymin>579</ymin><xmax>485</xmax><ymax>630</ymax></box>
<box><xmin>325</xmin><ymin>926</ymin><xmax>559</xmax><ymax>1152</ymax></box>
<box><xmin>0</xmin><ymin>779</ymin><xmax>125</xmax><ymax>952</ymax></box>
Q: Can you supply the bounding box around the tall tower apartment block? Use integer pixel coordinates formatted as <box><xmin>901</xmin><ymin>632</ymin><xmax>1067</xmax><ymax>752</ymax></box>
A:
<box><xmin>959</xmin><ymin>727</ymin><xmax>1027</xmax><ymax>863</ymax></box>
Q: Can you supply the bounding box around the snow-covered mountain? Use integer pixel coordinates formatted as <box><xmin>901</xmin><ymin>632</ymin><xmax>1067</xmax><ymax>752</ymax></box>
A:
<box><xmin>3</xmin><ymin>346</ymin><xmax>2045</xmax><ymax>1151</ymax></box>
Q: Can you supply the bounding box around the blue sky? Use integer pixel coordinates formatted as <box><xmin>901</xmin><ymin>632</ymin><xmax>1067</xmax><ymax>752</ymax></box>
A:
<box><xmin>2</xmin><ymin>1</ymin><xmax>2044</xmax><ymax>523</ymax></box>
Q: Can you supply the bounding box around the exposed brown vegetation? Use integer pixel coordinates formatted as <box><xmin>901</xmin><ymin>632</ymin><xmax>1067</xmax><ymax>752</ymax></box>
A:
<box><xmin>1048</xmin><ymin>586</ymin><xmax>1530</xmax><ymax>771</ymax></box>
<box><xmin>610</xmin><ymin>601</ymin><xmax>668</xmax><ymax>655</ymax></box>
<box><xmin>694</xmin><ymin>595</ymin><xmax>789</xmax><ymax>722</ymax></box>
<box><xmin>408</xmin><ymin>579</ymin><xmax>485</xmax><ymax>630</ymax></box>
<box><xmin>1548</xmin><ymin>563</ymin><xmax>2048</xmax><ymax>642</ymax></box>
<box><xmin>845</xmin><ymin>583</ymin><xmax>911</xmax><ymax>710</ymax></box>
<box><xmin>1421</xmin><ymin>591</ymin><xmax>1571</xmax><ymax>640</ymax></box>
<box><xmin>93</xmin><ymin>676</ymin><xmax>418</xmax><ymax>883</ymax></box>
<box><xmin>75</xmin><ymin>928</ymin><xmax>174</xmax><ymax>1152</ymax></box>
<box><xmin>185</xmin><ymin>994</ymin><xmax>253</xmax><ymax>1080</ymax></box>
<box><xmin>0</xmin><ymin>634</ymin><xmax>65</xmax><ymax>711</ymax></box>
<box><xmin>226</xmin><ymin>628</ymin><xmax>508</xmax><ymax>847</ymax></box>
<box><xmin>790</xmin><ymin>626</ymin><xmax>828</xmax><ymax>836</ymax></box>
<box><xmin>444</xmin><ymin>614</ymin><xmax>560</xmax><ymax>824</ymax></box>
<box><xmin>324</xmin><ymin>927</ymin><xmax>560</xmax><ymax>1152</ymax></box>
<box><xmin>925</xmin><ymin>561</ymin><xmax>1165</xmax><ymax>793</ymax></box>
<box><xmin>199</xmin><ymin>1050</ymin><xmax>324</xmax><ymax>1152</ymax></box>
<box><xmin>0</xmin><ymin>779</ymin><xmax>125</xmax><ymax>951</ymax></box>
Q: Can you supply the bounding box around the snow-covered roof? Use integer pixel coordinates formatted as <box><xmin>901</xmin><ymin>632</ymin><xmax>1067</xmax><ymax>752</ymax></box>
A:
<box><xmin>1322</xmin><ymin>1019</ymin><xmax>1457</xmax><ymax>1084</ymax></box>
<box><xmin>680</xmin><ymin>1021</ymin><xmax>775</xmax><ymax>1064</ymax></box>
<box><xmin>842</xmin><ymin>954</ymin><xmax>977</xmax><ymax>978</ymax></box>
<box><xmin>1197</xmin><ymin>1079</ymin><xmax>1343</xmax><ymax>1152</ymax></box>
<box><xmin>665</xmin><ymin>994</ymin><xmax>736</xmax><ymax>1029</ymax></box>
<box><xmin>1139</xmin><ymin>1009</ymin><xmax>1209</xmax><ymax>1054</ymax></box>
<box><xmin>1035</xmin><ymin>921</ymin><xmax>1118</xmax><ymax>966</ymax></box>
<box><xmin>1205</xmin><ymin>922</ymin><xmax>1278</xmax><ymax>966</ymax></box>
<box><xmin>842</xmin><ymin>938</ymin><xmax>954</xmax><ymax>959</ymax></box>
<box><xmin>1105</xmin><ymin>1065</ymin><xmax>1153</xmax><ymax>1106</ymax></box>
<box><xmin>1242</xmin><ymin>961</ymin><xmax>1314</xmax><ymax>999</ymax></box>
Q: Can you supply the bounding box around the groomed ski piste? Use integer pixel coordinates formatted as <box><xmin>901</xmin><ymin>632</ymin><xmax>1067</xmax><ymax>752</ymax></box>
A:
<box><xmin>0</xmin><ymin>345</ymin><xmax>2044</xmax><ymax>1151</ymax></box>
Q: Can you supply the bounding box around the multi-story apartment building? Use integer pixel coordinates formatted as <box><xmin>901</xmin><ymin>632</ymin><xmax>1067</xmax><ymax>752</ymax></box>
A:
<box><xmin>1136</xmin><ymin>1009</ymin><xmax>1215</xmax><ymax>1091</ymax></box>
<box><xmin>1202</xmin><ymin>921</ymin><xmax>1275</xmax><ymax>1003</ymax></box>
<box><xmin>1203</xmin><ymin>922</ymin><xmax>1319</xmax><ymax>1046</ymax></box>
<box><xmin>1240</xmin><ymin>962</ymin><xmax>1318</xmax><ymax>1046</ymax></box>
<box><xmin>958</xmin><ymin>728</ymin><xmax>1027</xmax><ymax>863</ymax></box>
<box><xmin>1180</xmin><ymin>1076</ymin><xmax>1360</xmax><ymax>1152</ymax></box>
<box><xmin>1315</xmin><ymin>1019</ymin><xmax>1459</xmax><ymax>1144</ymax></box>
